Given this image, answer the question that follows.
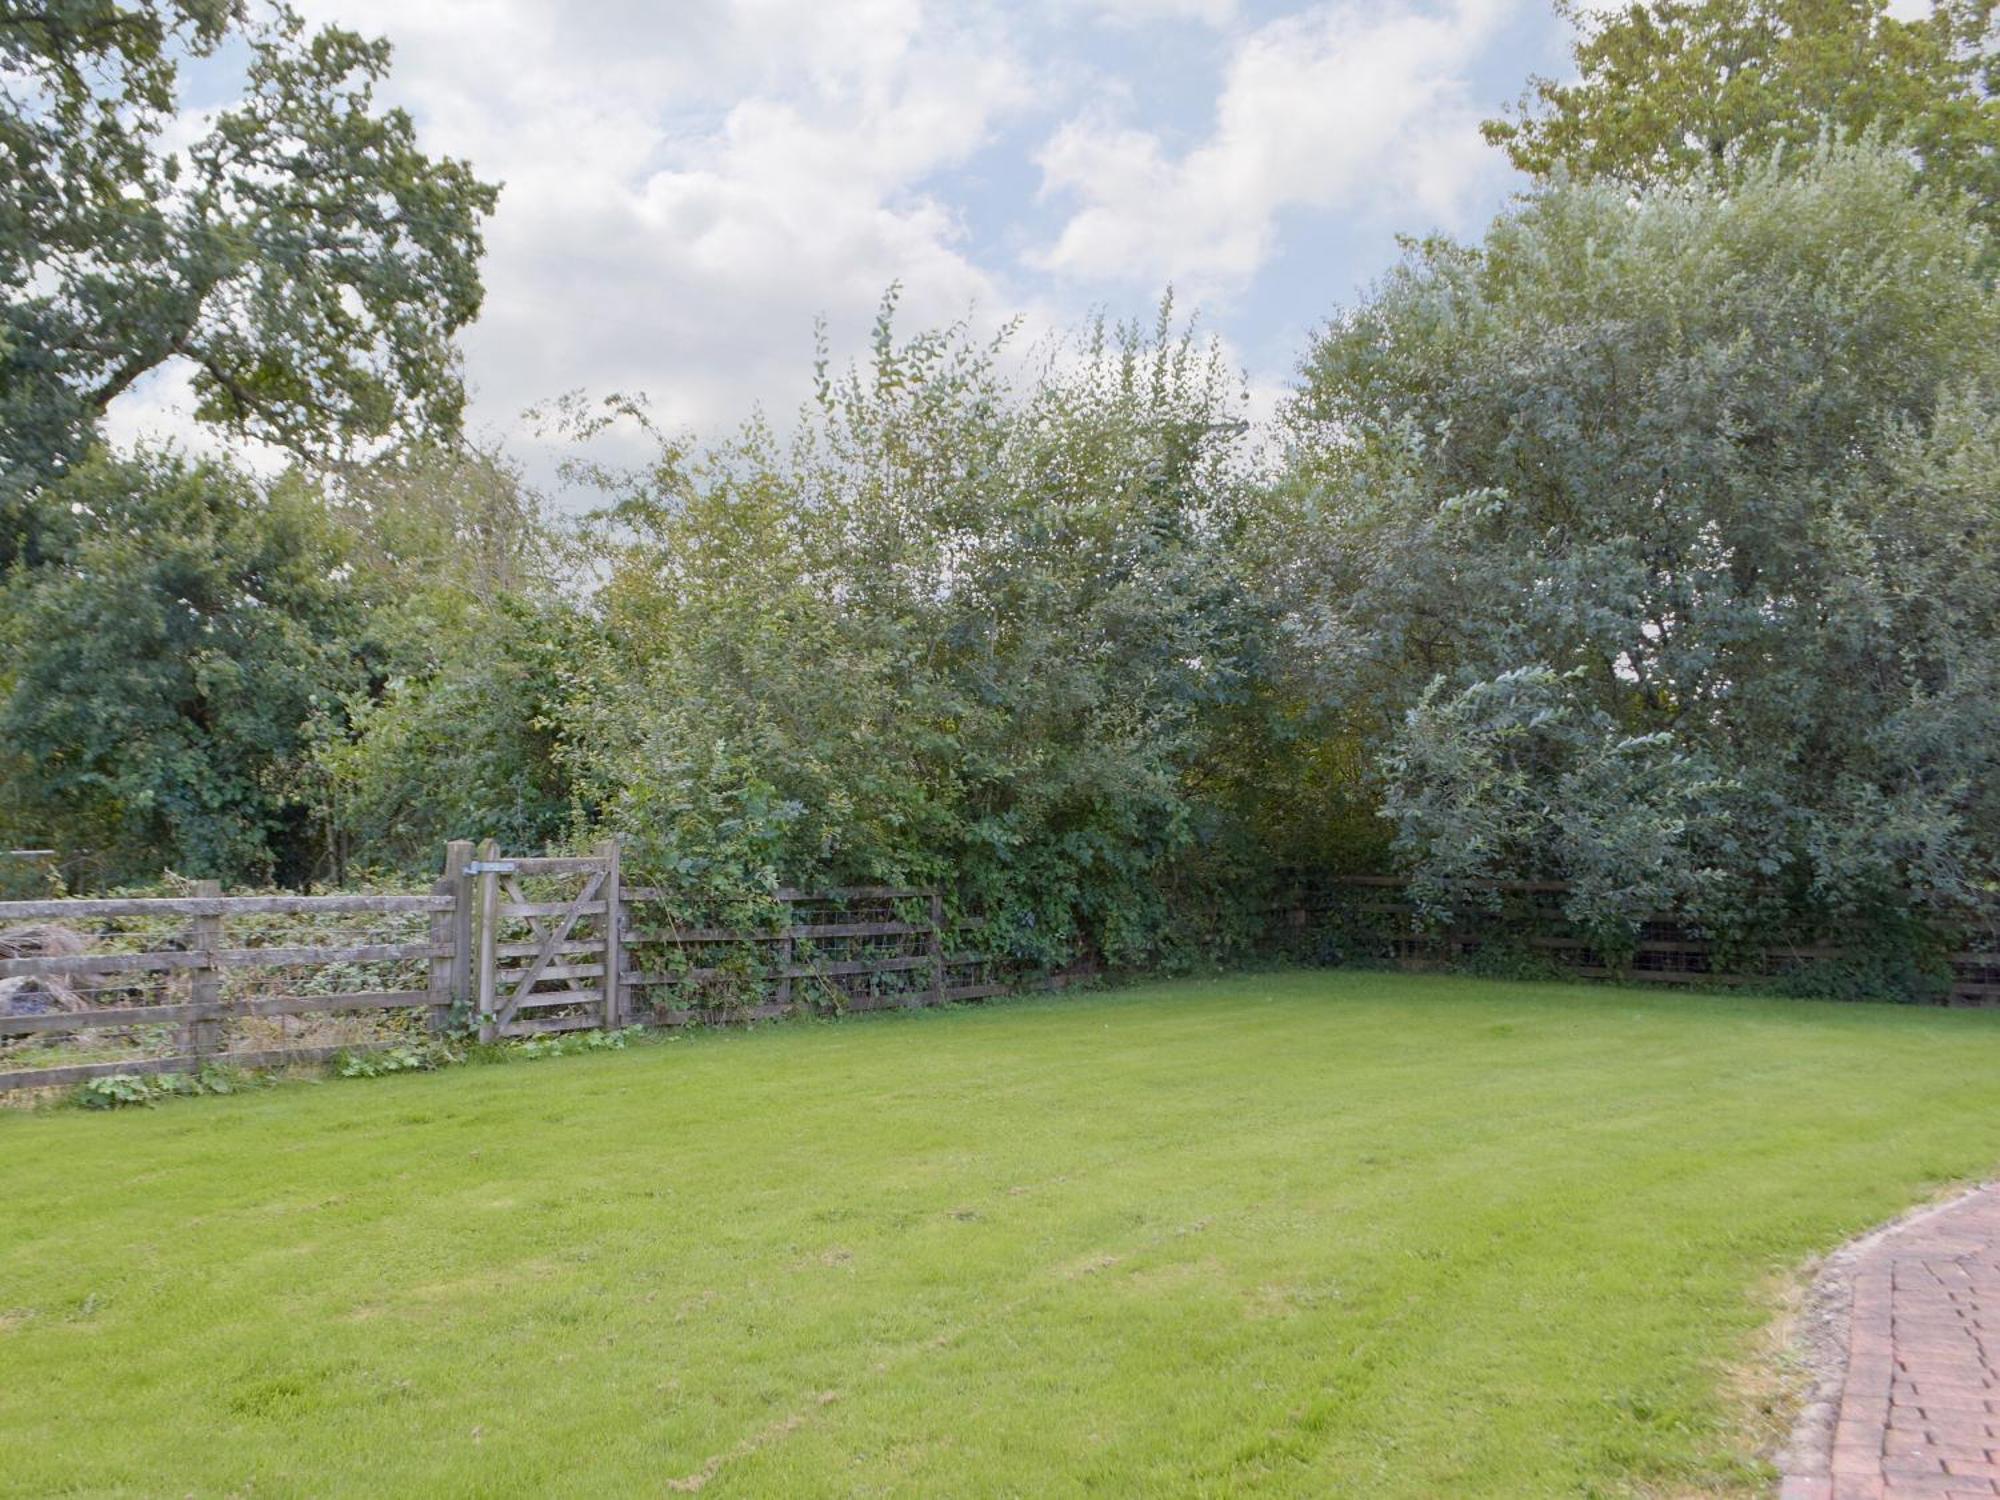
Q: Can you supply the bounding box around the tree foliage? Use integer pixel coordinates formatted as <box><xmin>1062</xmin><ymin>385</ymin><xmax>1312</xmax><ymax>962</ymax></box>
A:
<box><xmin>0</xmin><ymin>440</ymin><xmax>586</xmax><ymax>887</ymax></box>
<box><xmin>0</xmin><ymin>0</ymin><xmax>497</xmax><ymax>548</ymax></box>
<box><xmin>1486</xmin><ymin>1</ymin><xmax>2000</xmax><ymax>231</ymax></box>
<box><xmin>570</xmin><ymin>297</ymin><xmax>1276</xmax><ymax>967</ymax></box>
<box><xmin>2</xmin><ymin>4</ymin><xmax>1994</xmax><ymax>1007</ymax></box>
<box><xmin>1274</xmin><ymin>144</ymin><xmax>2000</xmax><ymax>951</ymax></box>
<box><xmin>311</xmin><ymin>445</ymin><xmax>592</xmax><ymax>877</ymax></box>
<box><xmin>0</xmin><ymin>448</ymin><xmax>364</xmax><ymax>883</ymax></box>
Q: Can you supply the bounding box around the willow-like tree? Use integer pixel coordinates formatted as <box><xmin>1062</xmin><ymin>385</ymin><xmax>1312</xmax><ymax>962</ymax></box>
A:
<box><xmin>1270</xmin><ymin>144</ymin><xmax>2000</xmax><ymax>967</ymax></box>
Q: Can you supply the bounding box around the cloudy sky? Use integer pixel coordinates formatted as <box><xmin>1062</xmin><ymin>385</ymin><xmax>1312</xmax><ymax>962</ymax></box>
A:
<box><xmin>116</xmin><ymin>0</ymin><xmax>1599</xmax><ymax>478</ymax></box>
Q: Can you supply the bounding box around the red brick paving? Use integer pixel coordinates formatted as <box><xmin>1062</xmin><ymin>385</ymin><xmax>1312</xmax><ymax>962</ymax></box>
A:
<box><xmin>1781</xmin><ymin>1187</ymin><xmax>2000</xmax><ymax>1500</ymax></box>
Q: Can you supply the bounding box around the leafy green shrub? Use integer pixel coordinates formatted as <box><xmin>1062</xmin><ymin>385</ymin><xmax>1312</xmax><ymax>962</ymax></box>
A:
<box><xmin>511</xmin><ymin>1026</ymin><xmax>645</xmax><ymax>1061</ymax></box>
<box><xmin>1</xmin><ymin>454</ymin><xmax>367</xmax><ymax>887</ymax></box>
<box><xmin>71</xmin><ymin>1066</ymin><xmax>256</xmax><ymax>1110</ymax></box>
<box><xmin>574</xmin><ymin>295</ymin><xmax>1279</xmax><ymax>977</ymax></box>
<box><xmin>333</xmin><ymin>1042</ymin><xmax>462</xmax><ymax>1079</ymax></box>
<box><xmin>1764</xmin><ymin>940</ymin><xmax>1960</xmax><ymax>1007</ymax></box>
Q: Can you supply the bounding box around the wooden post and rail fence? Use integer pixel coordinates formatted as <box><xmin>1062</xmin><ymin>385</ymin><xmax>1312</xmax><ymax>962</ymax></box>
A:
<box><xmin>0</xmin><ymin>842</ymin><xmax>1030</xmax><ymax>1095</ymax></box>
<box><xmin>1276</xmin><ymin>875</ymin><xmax>2000</xmax><ymax>1005</ymax></box>
<box><xmin>7</xmin><ymin>858</ymin><xmax>1994</xmax><ymax>1095</ymax></box>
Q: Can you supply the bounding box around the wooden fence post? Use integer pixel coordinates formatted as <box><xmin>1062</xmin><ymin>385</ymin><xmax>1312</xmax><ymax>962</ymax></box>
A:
<box><xmin>188</xmin><ymin>879</ymin><xmax>223</xmax><ymax>1065</ymax></box>
<box><xmin>597</xmin><ymin>837</ymin><xmax>622</xmax><ymax>1030</ymax></box>
<box><xmin>475</xmin><ymin>839</ymin><xmax>501</xmax><ymax>1044</ymax></box>
<box><xmin>432</xmin><ymin>840</ymin><xmax>473</xmax><ymax>1033</ymax></box>
<box><xmin>776</xmin><ymin>893</ymin><xmax>794</xmax><ymax>1012</ymax></box>
<box><xmin>928</xmin><ymin>889</ymin><xmax>944</xmax><ymax>1007</ymax></box>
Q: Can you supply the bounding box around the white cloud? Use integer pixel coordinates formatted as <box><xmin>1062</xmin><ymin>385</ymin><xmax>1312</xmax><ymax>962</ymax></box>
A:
<box><xmin>1081</xmin><ymin>0</ymin><xmax>1239</xmax><ymax>25</ymax></box>
<box><xmin>273</xmin><ymin>0</ymin><xmax>1043</xmax><ymax>454</ymax></box>
<box><xmin>1031</xmin><ymin>0</ymin><xmax>1515</xmax><ymax>292</ymax></box>
<box><xmin>97</xmin><ymin>0</ymin><xmax>1552</xmax><ymax>483</ymax></box>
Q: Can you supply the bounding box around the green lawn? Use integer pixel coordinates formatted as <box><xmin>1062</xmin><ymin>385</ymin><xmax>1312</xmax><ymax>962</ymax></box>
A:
<box><xmin>6</xmin><ymin>972</ymin><xmax>2000</xmax><ymax>1498</ymax></box>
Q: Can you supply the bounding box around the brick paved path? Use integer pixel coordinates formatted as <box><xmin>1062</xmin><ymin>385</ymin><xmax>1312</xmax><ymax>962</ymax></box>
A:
<box><xmin>1782</xmin><ymin>1186</ymin><xmax>2000</xmax><ymax>1500</ymax></box>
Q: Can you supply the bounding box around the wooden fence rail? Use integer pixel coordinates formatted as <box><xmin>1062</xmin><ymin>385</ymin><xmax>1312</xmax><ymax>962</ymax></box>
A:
<box><xmin>0</xmin><ymin>843</ymin><xmax>1054</xmax><ymax>1094</ymax></box>
<box><xmin>0</xmin><ymin>851</ymin><xmax>475</xmax><ymax>1091</ymax></box>
<box><xmin>1286</xmin><ymin>876</ymin><xmax>2000</xmax><ymax>1005</ymax></box>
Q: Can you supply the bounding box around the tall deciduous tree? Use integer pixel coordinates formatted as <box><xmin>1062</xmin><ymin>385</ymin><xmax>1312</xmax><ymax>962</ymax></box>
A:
<box><xmin>1</xmin><ymin>1</ymin><xmax>497</xmax><ymax>559</ymax></box>
<box><xmin>1486</xmin><ymin>1</ymin><xmax>1999</xmax><ymax>228</ymax></box>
